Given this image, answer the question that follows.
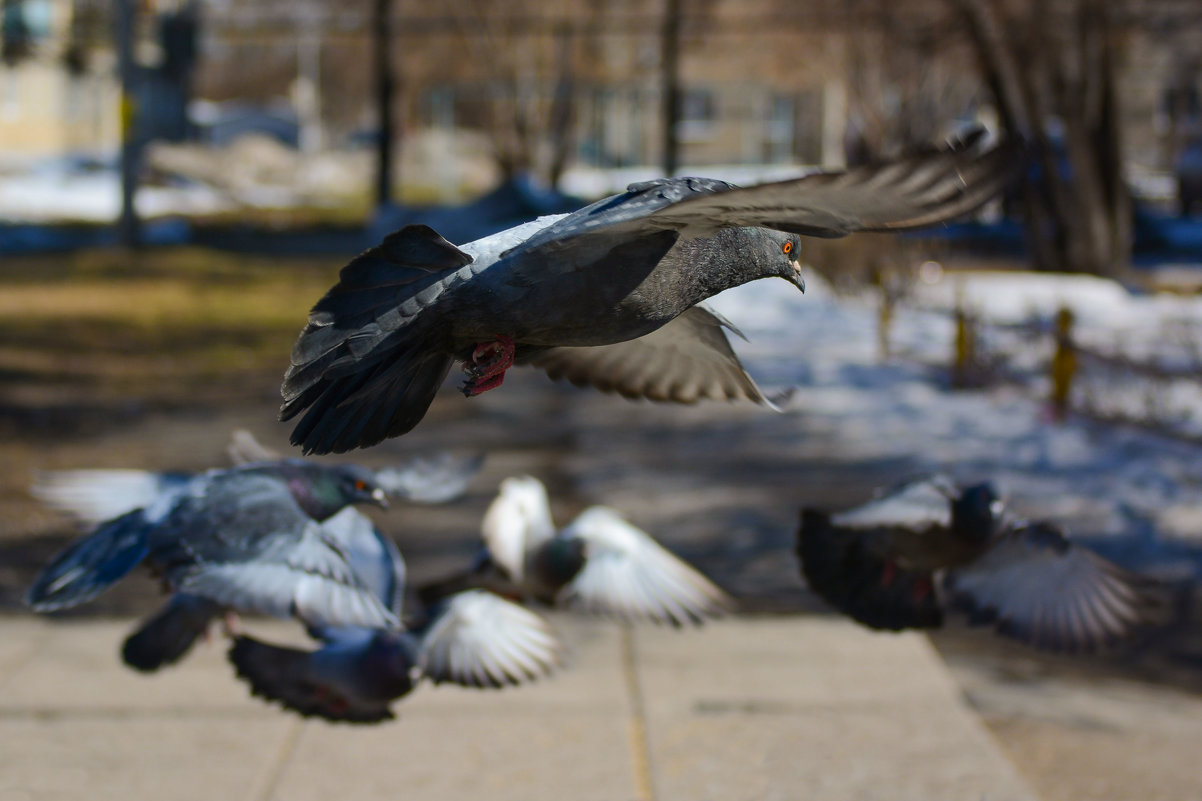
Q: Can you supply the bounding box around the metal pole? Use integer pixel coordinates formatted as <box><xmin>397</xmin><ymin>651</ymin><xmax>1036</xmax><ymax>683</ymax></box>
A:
<box><xmin>114</xmin><ymin>0</ymin><xmax>140</xmax><ymax>246</ymax></box>
<box><xmin>373</xmin><ymin>0</ymin><xmax>395</xmax><ymax>210</ymax></box>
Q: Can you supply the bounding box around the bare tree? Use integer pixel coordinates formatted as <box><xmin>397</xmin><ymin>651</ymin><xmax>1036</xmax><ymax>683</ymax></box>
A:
<box><xmin>951</xmin><ymin>0</ymin><xmax>1132</xmax><ymax>278</ymax></box>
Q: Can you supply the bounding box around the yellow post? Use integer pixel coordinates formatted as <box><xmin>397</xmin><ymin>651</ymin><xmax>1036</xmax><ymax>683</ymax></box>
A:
<box><xmin>878</xmin><ymin>290</ymin><xmax>894</xmax><ymax>361</ymax></box>
<box><xmin>1050</xmin><ymin>306</ymin><xmax>1077</xmax><ymax>420</ymax></box>
<box><xmin>952</xmin><ymin>283</ymin><xmax>975</xmax><ymax>388</ymax></box>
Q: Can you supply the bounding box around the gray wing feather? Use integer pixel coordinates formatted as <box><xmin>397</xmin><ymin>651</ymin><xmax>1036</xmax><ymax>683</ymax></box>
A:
<box><xmin>515</xmin><ymin>136</ymin><xmax>1014</xmax><ymax>251</ymax></box>
<box><xmin>175</xmin><ymin>519</ymin><xmax>398</xmax><ymax>630</ymax></box>
<box><xmin>945</xmin><ymin>523</ymin><xmax>1153</xmax><ymax>652</ymax></box>
<box><xmin>419</xmin><ymin>590</ymin><xmax>560</xmax><ymax>688</ymax></box>
<box><xmin>649</xmin><ymin>135</ymin><xmax>1018</xmax><ymax>238</ymax></box>
<box><xmin>558</xmin><ymin>507</ymin><xmax>732</xmax><ymax>626</ymax></box>
<box><xmin>373</xmin><ymin>452</ymin><xmax>485</xmax><ymax>504</ymax></box>
<box><xmin>528</xmin><ymin>305</ymin><xmax>771</xmax><ymax>405</ymax></box>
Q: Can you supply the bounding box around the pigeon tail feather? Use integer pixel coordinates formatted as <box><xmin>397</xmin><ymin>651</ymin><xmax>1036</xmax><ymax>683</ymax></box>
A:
<box><xmin>284</xmin><ymin>338</ymin><xmax>453</xmax><ymax>455</ymax></box>
<box><xmin>281</xmin><ymin>225</ymin><xmax>472</xmax><ymax>455</ymax></box>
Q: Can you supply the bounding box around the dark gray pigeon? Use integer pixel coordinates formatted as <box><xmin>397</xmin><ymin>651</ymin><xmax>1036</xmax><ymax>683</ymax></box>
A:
<box><xmin>281</xmin><ymin>134</ymin><xmax>1017</xmax><ymax>453</ymax></box>
<box><xmin>25</xmin><ymin>461</ymin><xmax>396</xmax><ymax>633</ymax></box>
<box><xmin>797</xmin><ymin>475</ymin><xmax>1162</xmax><ymax>652</ymax></box>
<box><xmin>420</xmin><ymin>475</ymin><xmax>732</xmax><ymax>626</ymax></box>
<box><xmin>227</xmin><ymin>507</ymin><xmax>560</xmax><ymax>723</ymax></box>
<box><xmin>30</xmin><ymin>431</ymin><xmax>484</xmax><ymax>673</ymax></box>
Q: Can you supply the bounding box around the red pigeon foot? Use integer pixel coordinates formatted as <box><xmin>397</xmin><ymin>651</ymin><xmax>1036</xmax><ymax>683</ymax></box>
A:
<box><xmin>461</xmin><ymin>336</ymin><xmax>515</xmax><ymax>396</ymax></box>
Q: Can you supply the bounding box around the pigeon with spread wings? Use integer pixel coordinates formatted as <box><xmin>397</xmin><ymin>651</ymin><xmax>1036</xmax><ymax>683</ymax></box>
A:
<box><xmin>797</xmin><ymin>475</ymin><xmax>1162</xmax><ymax>652</ymax></box>
<box><xmin>25</xmin><ymin>461</ymin><xmax>396</xmax><ymax>634</ymax></box>
<box><xmin>282</xmin><ymin>134</ymin><xmax>1017</xmax><ymax>453</ymax></box>
<box><xmin>420</xmin><ymin>475</ymin><xmax>731</xmax><ymax>627</ymax></box>
<box><xmin>29</xmin><ymin>430</ymin><xmax>484</xmax><ymax>673</ymax></box>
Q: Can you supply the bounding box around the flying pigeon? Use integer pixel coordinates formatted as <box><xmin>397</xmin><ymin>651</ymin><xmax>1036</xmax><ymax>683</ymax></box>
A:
<box><xmin>29</xmin><ymin>432</ymin><xmax>484</xmax><ymax>672</ymax></box>
<box><xmin>420</xmin><ymin>475</ymin><xmax>732</xmax><ymax>626</ymax></box>
<box><xmin>797</xmin><ymin>475</ymin><xmax>1161</xmax><ymax>652</ymax></box>
<box><xmin>281</xmin><ymin>133</ymin><xmax>1017</xmax><ymax>453</ymax></box>
<box><xmin>25</xmin><ymin>461</ymin><xmax>396</xmax><ymax>632</ymax></box>
<box><xmin>227</xmin><ymin>506</ymin><xmax>560</xmax><ymax>723</ymax></box>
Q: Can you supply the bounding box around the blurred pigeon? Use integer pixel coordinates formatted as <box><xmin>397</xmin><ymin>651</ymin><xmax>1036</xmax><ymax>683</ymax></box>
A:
<box><xmin>30</xmin><ymin>431</ymin><xmax>483</xmax><ymax>673</ymax></box>
<box><xmin>797</xmin><ymin>475</ymin><xmax>1161</xmax><ymax>652</ymax></box>
<box><xmin>228</xmin><ymin>507</ymin><xmax>560</xmax><ymax>723</ymax></box>
<box><xmin>25</xmin><ymin>461</ymin><xmax>396</xmax><ymax>633</ymax></box>
<box><xmin>281</xmin><ymin>134</ymin><xmax>1017</xmax><ymax>453</ymax></box>
<box><xmin>421</xmin><ymin>475</ymin><xmax>731</xmax><ymax>626</ymax></box>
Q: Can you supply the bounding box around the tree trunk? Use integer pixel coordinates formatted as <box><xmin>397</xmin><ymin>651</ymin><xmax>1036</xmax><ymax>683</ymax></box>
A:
<box><xmin>952</xmin><ymin>0</ymin><xmax>1131</xmax><ymax>279</ymax></box>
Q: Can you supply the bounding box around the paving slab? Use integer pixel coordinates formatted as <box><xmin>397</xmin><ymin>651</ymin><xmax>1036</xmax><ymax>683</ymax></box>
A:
<box><xmin>0</xmin><ymin>615</ymin><xmax>1038</xmax><ymax>801</ymax></box>
<box><xmin>267</xmin><ymin>618</ymin><xmax>639</xmax><ymax>801</ymax></box>
<box><xmin>632</xmin><ymin>618</ymin><xmax>1038</xmax><ymax>801</ymax></box>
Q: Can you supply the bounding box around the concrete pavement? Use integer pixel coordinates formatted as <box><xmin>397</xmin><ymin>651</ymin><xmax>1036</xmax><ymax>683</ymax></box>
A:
<box><xmin>0</xmin><ymin>614</ymin><xmax>1038</xmax><ymax>801</ymax></box>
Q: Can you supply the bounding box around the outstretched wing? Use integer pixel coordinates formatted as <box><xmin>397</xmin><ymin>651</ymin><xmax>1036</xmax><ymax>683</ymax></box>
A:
<box><xmin>945</xmin><ymin>522</ymin><xmax>1159</xmax><ymax>652</ymax></box>
<box><xmin>418</xmin><ymin>590</ymin><xmax>561</xmax><ymax>688</ymax></box>
<box><xmin>175</xmin><ymin>519</ymin><xmax>398</xmax><ymax>630</ymax></box>
<box><xmin>527</xmin><ymin>305</ymin><xmax>774</xmax><ymax>406</ymax></box>
<box><xmin>516</xmin><ymin>134</ymin><xmax>1016</xmax><ymax>251</ymax></box>
<box><xmin>31</xmin><ymin>468</ymin><xmax>190</xmax><ymax>527</ymax></box>
<box><xmin>373</xmin><ymin>452</ymin><xmax>485</xmax><ymax>504</ymax></box>
<box><xmin>558</xmin><ymin>506</ymin><xmax>732</xmax><ymax>626</ymax></box>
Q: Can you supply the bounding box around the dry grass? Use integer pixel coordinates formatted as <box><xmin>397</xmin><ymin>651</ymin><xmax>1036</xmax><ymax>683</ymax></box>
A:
<box><xmin>0</xmin><ymin>247</ymin><xmax>342</xmax><ymax>404</ymax></box>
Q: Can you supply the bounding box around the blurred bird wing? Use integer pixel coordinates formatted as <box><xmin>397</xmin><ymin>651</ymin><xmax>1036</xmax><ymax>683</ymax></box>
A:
<box><xmin>419</xmin><ymin>590</ymin><xmax>560</xmax><ymax>688</ymax></box>
<box><xmin>830</xmin><ymin>474</ymin><xmax>960</xmax><ymax>531</ymax></box>
<box><xmin>176</xmin><ymin>519</ymin><xmax>399</xmax><ymax>631</ymax></box>
<box><xmin>31</xmin><ymin>469</ymin><xmax>187</xmax><ymax>526</ymax></box>
<box><xmin>514</xmin><ymin>134</ymin><xmax>1014</xmax><ymax>252</ymax></box>
<box><xmin>481</xmin><ymin>475</ymin><xmax>557</xmax><ymax>581</ymax></box>
<box><xmin>528</xmin><ymin>305</ymin><xmax>772</xmax><ymax>406</ymax></box>
<box><xmin>320</xmin><ymin>508</ymin><xmax>406</xmax><ymax>617</ymax></box>
<box><xmin>558</xmin><ymin>506</ymin><xmax>732</xmax><ymax>626</ymax></box>
<box><xmin>944</xmin><ymin>522</ymin><xmax>1156</xmax><ymax>652</ymax></box>
<box><xmin>648</xmin><ymin>133</ymin><xmax>1017</xmax><ymax>238</ymax></box>
<box><xmin>226</xmin><ymin>429</ymin><xmax>281</xmax><ymax>465</ymax></box>
<box><xmin>373</xmin><ymin>451</ymin><xmax>485</xmax><ymax>504</ymax></box>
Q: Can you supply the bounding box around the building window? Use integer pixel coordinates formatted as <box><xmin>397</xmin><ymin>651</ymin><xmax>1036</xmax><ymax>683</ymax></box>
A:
<box><xmin>676</xmin><ymin>88</ymin><xmax>715</xmax><ymax>142</ymax></box>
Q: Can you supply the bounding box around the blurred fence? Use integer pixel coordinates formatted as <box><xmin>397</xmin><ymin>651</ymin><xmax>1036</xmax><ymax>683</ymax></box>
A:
<box><xmin>878</xmin><ymin>285</ymin><xmax>1202</xmax><ymax>443</ymax></box>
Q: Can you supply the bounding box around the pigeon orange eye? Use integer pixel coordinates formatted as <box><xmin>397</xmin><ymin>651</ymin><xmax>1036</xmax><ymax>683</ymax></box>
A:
<box><xmin>354</xmin><ymin>480</ymin><xmax>368</xmax><ymax>492</ymax></box>
<box><xmin>783</xmin><ymin>242</ymin><xmax>794</xmax><ymax>255</ymax></box>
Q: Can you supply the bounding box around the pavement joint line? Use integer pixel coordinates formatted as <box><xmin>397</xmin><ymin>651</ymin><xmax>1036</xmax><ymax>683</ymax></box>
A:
<box><xmin>620</xmin><ymin>624</ymin><xmax>656</xmax><ymax>801</ymax></box>
<box><xmin>253</xmin><ymin>716</ymin><xmax>304</xmax><ymax>801</ymax></box>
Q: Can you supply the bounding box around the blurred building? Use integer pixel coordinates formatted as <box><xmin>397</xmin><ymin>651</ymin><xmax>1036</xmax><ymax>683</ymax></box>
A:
<box><xmin>0</xmin><ymin>0</ymin><xmax>119</xmax><ymax>160</ymax></box>
<box><xmin>0</xmin><ymin>0</ymin><xmax>1200</xmax><ymax>193</ymax></box>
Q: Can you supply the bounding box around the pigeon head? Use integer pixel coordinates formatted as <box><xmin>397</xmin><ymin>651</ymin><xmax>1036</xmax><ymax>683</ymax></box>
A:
<box><xmin>288</xmin><ymin>463</ymin><xmax>388</xmax><ymax>521</ymax></box>
<box><xmin>758</xmin><ymin>229</ymin><xmax>805</xmax><ymax>293</ymax></box>
<box><xmin>531</xmin><ymin>536</ymin><xmax>588</xmax><ymax>592</ymax></box>
<box><xmin>950</xmin><ymin>482</ymin><xmax>1003</xmax><ymax>541</ymax></box>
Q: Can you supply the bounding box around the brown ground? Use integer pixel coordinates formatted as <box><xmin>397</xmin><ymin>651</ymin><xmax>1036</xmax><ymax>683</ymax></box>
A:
<box><xmin>2</xmin><ymin>245</ymin><xmax>1200</xmax><ymax>799</ymax></box>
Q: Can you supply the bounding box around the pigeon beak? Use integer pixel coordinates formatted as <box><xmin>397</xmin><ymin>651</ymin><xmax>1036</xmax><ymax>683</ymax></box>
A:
<box><xmin>370</xmin><ymin>487</ymin><xmax>390</xmax><ymax>509</ymax></box>
<box><xmin>790</xmin><ymin>260</ymin><xmax>805</xmax><ymax>293</ymax></box>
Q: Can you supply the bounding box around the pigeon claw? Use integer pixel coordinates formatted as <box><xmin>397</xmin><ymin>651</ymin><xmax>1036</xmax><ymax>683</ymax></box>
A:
<box><xmin>460</xmin><ymin>335</ymin><xmax>515</xmax><ymax>397</ymax></box>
